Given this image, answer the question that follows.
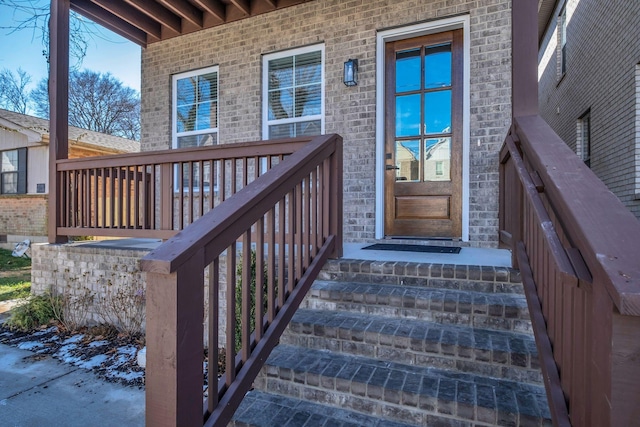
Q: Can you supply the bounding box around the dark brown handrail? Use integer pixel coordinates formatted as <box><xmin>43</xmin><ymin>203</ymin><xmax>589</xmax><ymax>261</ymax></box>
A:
<box><xmin>54</xmin><ymin>138</ymin><xmax>310</xmax><ymax>239</ymax></box>
<box><xmin>141</xmin><ymin>134</ymin><xmax>343</xmax><ymax>427</ymax></box>
<box><xmin>500</xmin><ymin>114</ymin><xmax>640</xmax><ymax>427</ymax></box>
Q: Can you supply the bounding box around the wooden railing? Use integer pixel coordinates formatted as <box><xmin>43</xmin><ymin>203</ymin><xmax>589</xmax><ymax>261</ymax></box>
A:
<box><xmin>140</xmin><ymin>134</ymin><xmax>343</xmax><ymax>427</ymax></box>
<box><xmin>500</xmin><ymin>115</ymin><xmax>640</xmax><ymax>427</ymax></box>
<box><xmin>54</xmin><ymin>138</ymin><xmax>309</xmax><ymax>239</ymax></box>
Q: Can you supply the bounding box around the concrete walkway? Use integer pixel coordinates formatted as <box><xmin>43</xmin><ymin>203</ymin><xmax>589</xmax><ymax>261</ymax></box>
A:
<box><xmin>0</xmin><ymin>343</ymin><xmax>144</xmax><ymax>427</ymax></box>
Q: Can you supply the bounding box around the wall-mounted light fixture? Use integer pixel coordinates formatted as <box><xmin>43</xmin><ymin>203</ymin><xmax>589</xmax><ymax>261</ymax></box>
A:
<box><xmin>343</xmin><ymin>58</ymin><xmax>358</xmax><ymax>87</ymax></box>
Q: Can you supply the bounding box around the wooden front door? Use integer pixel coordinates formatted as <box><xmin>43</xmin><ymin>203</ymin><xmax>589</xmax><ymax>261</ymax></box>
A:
<box><xmin>384</xmin><ymin>30</ymin><xmax>463</xmax><ymax>238</ymax></box>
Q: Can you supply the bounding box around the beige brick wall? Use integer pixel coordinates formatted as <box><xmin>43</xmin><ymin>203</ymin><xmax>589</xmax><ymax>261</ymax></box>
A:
<box><xmin>539</xmin><ymin>0</ymin><xmax>640</xmax><ymax>219</ymax></box>
<box><xmin>31</xmin><ymin>243</ymin><xmax>231</xmax><ymax>345</ymax></box>
<box><xmin>0</xmin><ymin>195</ymin><xmax>47</xmax><ymax>248</ymax></box>
<box><xmin>141</xmin><ymin>0</ymin><xmax>513</xmax><ymax>247</ymax></box>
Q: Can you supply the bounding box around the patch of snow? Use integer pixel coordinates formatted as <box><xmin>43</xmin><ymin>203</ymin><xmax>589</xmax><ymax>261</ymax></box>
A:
<box><xmin>17</xmin><ymin>341</ymin><xmax>44</xmax><ymax>351</ymax></box>
<box><xmin>62</xmin><ymin>334</ymin><xmax>85</xmax><ymax>344</ymax></box>
<box><xmin>88</xmin><ymin>340</ymin><xmax>110</xmax><ymax>348</ymax></box>
<box><xmin>57</xmin><ymin>344</ymin><xmax>83</xmax><ymax>365</ymax></box>
<box><xmin>77</xmin><ymin>354</ymin><xmax>108</xmax><ymax>370</ymax></box>
<box><xmin>106</xmin><ymin>369</ymin><xmax>144</xmax><ymax>382</ymax></box>
<box><xmin>32</xmin><ymin>327</ymin><xmax>57</xmax><ymax>337</ymax></box>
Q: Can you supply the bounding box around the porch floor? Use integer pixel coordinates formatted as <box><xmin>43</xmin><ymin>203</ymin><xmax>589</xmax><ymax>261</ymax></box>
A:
<box><xmin>70</xmin><ymin>239</ymin><xmax>512</xmax><ymax>268</ymax></box>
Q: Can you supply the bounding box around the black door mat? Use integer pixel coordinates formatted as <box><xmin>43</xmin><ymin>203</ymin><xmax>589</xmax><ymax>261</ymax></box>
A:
<box><xmin>362</xmin><ymin>244</ymin><xmax>461</xmax><ymax>254</ymax></box>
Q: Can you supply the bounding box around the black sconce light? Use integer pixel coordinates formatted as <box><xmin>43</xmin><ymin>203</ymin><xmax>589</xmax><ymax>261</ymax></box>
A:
<box><xmin>343</xmin><ymin>58</ymin><xmax>358</xmax><ymax>87</ymax></box>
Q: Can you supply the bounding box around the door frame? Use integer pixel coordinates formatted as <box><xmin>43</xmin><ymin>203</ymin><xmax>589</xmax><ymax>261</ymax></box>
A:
<box><xmin>375</xmin><ymin>16</ymin><xmax>471</xmax><ymax>241</ymax></box>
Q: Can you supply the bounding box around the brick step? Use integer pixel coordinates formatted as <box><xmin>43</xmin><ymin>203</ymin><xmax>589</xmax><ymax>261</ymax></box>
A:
<box><xmin>231</xmin><ymin>390</ymin><xmax>415</xmax><ymax>427</ymax></box>
<box><xmin>254</xmin><ymin>345</ymin><xmax>551</xmax><ymax>427</ymax></box>
<box><xmin>319</xmin><ymin>259</ymin><xmax>523</xmax><ymax>295</ymax></box>
<box><xmin>281</xmin><ymin>309</ymin><xmax>542</xmax><ymax>385</ymax></box>
<box><xmin>303</xmin><ymin>281</ymin><xmax>532</xmax><ymax>333</ymax></box>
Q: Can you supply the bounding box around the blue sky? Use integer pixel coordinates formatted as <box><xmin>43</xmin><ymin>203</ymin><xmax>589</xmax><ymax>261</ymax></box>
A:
<box><xmin>0</xmin><ymin>3</ymin><xmax>141</xmax><ymax>93</ymax></box>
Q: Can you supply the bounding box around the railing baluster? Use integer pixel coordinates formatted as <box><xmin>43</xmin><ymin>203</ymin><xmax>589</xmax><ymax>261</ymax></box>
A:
<box><xmin>134</xmin><ymin>166</ymin><xmax>140</xmax><ymax>229</ymax></box>
<box><xmin>241</xmin><ymin>230</ymin><xmax>251</xmax><ymax>362</ymax></box>
<box><xmin>208</xmin><ymin>257</ymin><xmax>219</xmax><ymax>411</ymax></box>
<box><xmin>310</xmin><ymin>168</ymin><xmax>318</xmax><ymax>258</ymax></box>
<box><xmin>92</xmin><ymin>168</ymin><xmax>98</xmax><ymax>228</ymax></box>
<box><xmin>295</xmin><ymin>183</ymin><xmax>303</xmax><ymax>280</ymax></box>
<box><xmin>220</xmin><ymin>159</ymin><xmax>227</xmax><ymax>203</ymax></box>
<box><xmin>255</xmin><ymin>216</ymin><xmax>264</xmax><ymax>341</ymax></box>
<box><xmin>118</xmin><ymin>167</ymin><xmax>124</xmax><ymax>229</ymax></box>
<box><xmin>179</xmin><ymin>162</ymin><xmax>184</xmax><ymax>230</ymax></box>
<box><xmin>322</xmin><ymin>158</ymin><xmax>330</xmax><ymax>244</ymax></box>
<box><xmin>234</xmin><ymin>158</ymin><xmax>238</xmax><ymax>194</ymax></box>
<box><xmin>198</xmin><ymin>160</ymin><xmax>204</xmax><ymax>219</ymax></box>
<box><xmin>84</xmin><ymin>169</ymin><xmax>89</xmax><ymax>227</ymax></box>
<box><xmin>226</xmin><ymin>243</ymin><xmax>236</xmax><ymax>387</ymax></box>
<box><xmin>242</xmin><ymin>157</ymin><xmax>248</xmax><ymax>189</ymax></box>
<box><xmin>209</xmin><ymin>160</ymin><xmax>215</xmax><ymax>212</ymax></box>
<box><xmin>267</xmin><ymin>207</ymin><xmax>276</xmax><ymax>323</ymax></box>
<box><xmin>188</xmin><ymin>161</ymin><xmax>194</xmax><ymax>226</ymax></box>
<box><xmin>277</xmin><ymin>197</ymin><xmax>285</xmax><ymax>308</ymax></box>
<box><xmin>303</xmin><ymin>176</ymin><xmax>310</xmax><ymax>267</ymax></box>
<box><xmin>287</xmin><ymin>190</ymin><xmax>295</xmax><ymax>294</ymax></box>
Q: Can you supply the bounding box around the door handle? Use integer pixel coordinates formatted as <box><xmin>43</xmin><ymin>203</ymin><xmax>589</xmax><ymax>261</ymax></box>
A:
<box><xmin>385</xmin><ymin>165</ymin><xmax>400</xmax><ymax>170</ymax></box>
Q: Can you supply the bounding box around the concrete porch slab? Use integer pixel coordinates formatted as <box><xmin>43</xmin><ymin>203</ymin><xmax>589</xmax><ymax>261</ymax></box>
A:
<box><xmin>343</xmin><ymin>243</ymin><xmax>512</xmax><ymax>267</ymax></box>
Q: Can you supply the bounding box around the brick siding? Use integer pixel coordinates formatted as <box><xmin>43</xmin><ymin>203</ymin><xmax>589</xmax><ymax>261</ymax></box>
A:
<box><xmin>141</xmin><ymin>0</ymin><xmax>513</xmax><ymax>247</ymax></box>
<box><xmin>0</xmin><ymin>195</ymin><xmax>47</xmax><ymax>247</ymax></box>
<box><xmin>539</xmin><ymin>0</ymin><xmax>640</xmax><ymax>219</ymax></box>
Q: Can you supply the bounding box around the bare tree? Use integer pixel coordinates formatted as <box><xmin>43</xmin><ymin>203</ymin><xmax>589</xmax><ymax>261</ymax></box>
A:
<box><xmin>32</xmin><ymin>70</ymin><xmax>141</xmax><ymax>141</ymax></box>
<box><xmin>0</xmin><ymin>0</ymin><xmax>112</xmax><ymax>69</ymax></box>
<box><xmin>0</xmin><ymin>68</ymin><xmax>33</xmax><ymax>114</ymax></box>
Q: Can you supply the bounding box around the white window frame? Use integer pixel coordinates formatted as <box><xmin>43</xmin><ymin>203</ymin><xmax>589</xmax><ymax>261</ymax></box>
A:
<box><xmin>262</xmin><ymin>44</ymin><xmax>325</xmax><ymax>140</ymax></box>
<box><xmin>1</xmin><ymin>148</ymin><xmax>27</xmax><ymax>195</ymax></box>
<box><xmin>171</xmin><ymin>65</ymin><xmax>219</xmax><ymax>149</ymax></box>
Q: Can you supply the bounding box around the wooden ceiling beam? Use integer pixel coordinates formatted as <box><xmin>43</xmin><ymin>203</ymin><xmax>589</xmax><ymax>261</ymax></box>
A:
<box><xmin>71</xmin><ymin>0</ymin><xmax>148</xmax><ymax>46</ymax></box>
<box><xmin>229</xmin><ymin>0</ymin><xmax>250</xmax><ymax>16</ymax></box>
<box><xmin>157</xmin><ymin>0</ymin><xmax>203</xmax><ymax>28</ymax></box>
<box><xmin>191</xmin><ymin>0</ymin><xmax>226</xmax><ymax>22</ymax></box>
<box><xmin>89</xmin><ymin>0</ymin><xmax>161</xmax><ymax>39</ymax></box>
<box><xmin>260</xmin><ymin>0</ymin><xmax>278</xmax><ymax>8</ymax></box>
<box><xmin>124</xmin><ymin>0</ymin><xmax>182</xmax><ymax>34</ymax></box>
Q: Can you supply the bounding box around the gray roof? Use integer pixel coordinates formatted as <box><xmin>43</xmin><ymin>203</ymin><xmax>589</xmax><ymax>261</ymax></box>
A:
<box><xmin>0</xmin><ymin>108</ymin><xmax>140</xmax><ymax>153</ymax></box>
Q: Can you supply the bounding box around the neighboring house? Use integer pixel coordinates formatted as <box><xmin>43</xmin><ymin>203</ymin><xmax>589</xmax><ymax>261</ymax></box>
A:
<box><xmin>0</xmin><ymin>109</ymin><xmax>139</xmax><ymax>249</ymax></box>
<box><xmin>538</xmin><ymin>0</ymin><xmax>640</xmax><ymax>219</ymax></box>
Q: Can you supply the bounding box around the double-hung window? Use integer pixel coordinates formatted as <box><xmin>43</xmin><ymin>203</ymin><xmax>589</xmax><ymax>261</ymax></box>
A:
<box><xmin>578</xmin><ymin>110</ymin><xmax>591</xmax><ymax>167</ymax></box>
<box><xmin>172</xmin><ymin>66</ymin><xmax>219</xmax><ymax>148</ymax></box>
<box><xmin>559</xmin><ymin>6</ymin><xmax>567</xmax><ymax>76</ymax></box>
<box><xmin>1</xmin><ymin>148</ymin><xmax>27</xmax><ymax>194</ymax></box>
<box><xmin>172</xmin><ymin>66</ymin><xmax>219</xmax><ymax>191</ymax></box>
<box><xmin>263</xmin><ymin>45</ymin><xmax>325</xmax><ymax>139</ymax></box>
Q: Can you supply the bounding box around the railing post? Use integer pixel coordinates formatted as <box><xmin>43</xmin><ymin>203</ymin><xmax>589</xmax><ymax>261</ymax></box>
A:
<box><xmin>145</xmin><ymin>250</ymin><xmax>204</xmax><ymax>427</ymax></box>
<box><xmin>512</xmin><ymin>0</ymin><xmax>539</xmax><ymax>118</ymax></box>
<box><xmin>48</xmin><ymin>0</ymin><xmax>70</xmax><ymax>244</ymax></box>
<box><xmin>329</xmin><ymin>136</ymin><xmax>343</xmax><ymax>258</ymax></box>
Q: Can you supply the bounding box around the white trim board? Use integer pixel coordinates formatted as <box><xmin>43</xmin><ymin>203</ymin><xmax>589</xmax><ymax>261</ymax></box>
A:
<box><xmin>375</xmin><ymin>16</ymin><xmax>471</xmax><ymax>241</ymax></box>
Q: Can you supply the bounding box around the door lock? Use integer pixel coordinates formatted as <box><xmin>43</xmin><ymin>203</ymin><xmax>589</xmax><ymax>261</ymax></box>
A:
<box><xmin>385</xmin><ymin>165</ymin><xmax>400</xmax><ymax>170</ymax></box>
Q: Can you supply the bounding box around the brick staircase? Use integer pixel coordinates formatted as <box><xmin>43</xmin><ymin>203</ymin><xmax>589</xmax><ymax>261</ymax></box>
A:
<box><xmin>231</xmin><ymin>259</ymin><xmax>551</xmax><ymax>426</ymax></box>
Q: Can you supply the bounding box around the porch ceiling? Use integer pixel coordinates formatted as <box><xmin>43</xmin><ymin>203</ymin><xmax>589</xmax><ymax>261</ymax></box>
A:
<box><xmin>68</xmin><ymin>0</ymin><xmax>315</xmax><ymax>47</ymax></box>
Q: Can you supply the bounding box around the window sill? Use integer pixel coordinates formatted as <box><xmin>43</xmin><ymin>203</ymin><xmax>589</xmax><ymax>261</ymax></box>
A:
<box><xmin>0</xmin><ymin>193</ymin><xmax>47</xmax><ymax>198</ymax></box>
